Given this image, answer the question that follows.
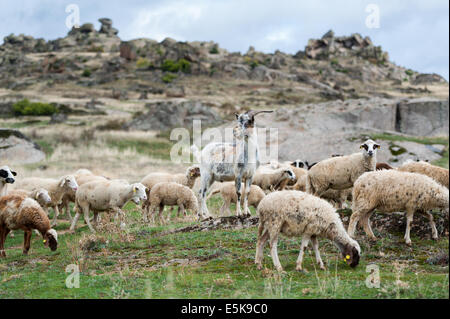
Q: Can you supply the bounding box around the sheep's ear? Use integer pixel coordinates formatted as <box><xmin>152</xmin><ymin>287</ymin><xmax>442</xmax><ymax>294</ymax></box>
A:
<box><xmin>59</xmin><ymin>178</ymin><xmax>65</xmax><ymax>187</ymax></box>
<box><xmin>235</xmin><ymin>113</ymin><xmax>239</xmax><ymax>120</ymax></box>
<box><xmin>133</xmin><ymin>186</ymin><xmax>138</xmax><ymax>193</ymax></box>
<box><xmin>0</xmin><ymin>170</ymin><xmax>7</xmax><ymax>178</ymax></box>
<box><xmin>11</xmin><ymin>171</ymin><xmax>17</xmax><ymax>176</ymax></box>
<box><xmin>374</xmin><ymin>144</ymin><xmax>381</xmax><ymax>149</ymax></box>
<box><xmin>145</xmin><ymin>187</ymin><xmax>149</xmax><ymax>193</ymax></box>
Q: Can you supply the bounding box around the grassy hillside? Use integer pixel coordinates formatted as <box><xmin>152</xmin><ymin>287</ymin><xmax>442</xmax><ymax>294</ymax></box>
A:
<box><xmin>0</xmin><ymin>192</ymin><xmax>448</xmax><ymax>299</ymax></box>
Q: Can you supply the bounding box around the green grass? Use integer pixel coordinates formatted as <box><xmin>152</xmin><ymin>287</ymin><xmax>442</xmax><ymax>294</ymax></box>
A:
<box><xmin>0</xmin><ymin>197</ymin><xmax>448</xmax><ymax>299</ymax></box>
<box><xmin>106</xmin><ymin>138</ymin><xmax>174</xmax><ymax>161</ymax></box>
<box><xmin>369</xmin><ymin>133</ymin><xmax>449</xmax><ymax>168</ymax></box>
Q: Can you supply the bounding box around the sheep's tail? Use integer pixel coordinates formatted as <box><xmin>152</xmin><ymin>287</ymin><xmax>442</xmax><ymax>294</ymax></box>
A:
<box><xmin>191</xmin><ymin>144</ymin><xmax>201</xmax><ymax>164</ymax></box>
<box><xmin>305</xmin><ymin>174</ymin><xmax>315</xmax><ymax>194</ymax></box>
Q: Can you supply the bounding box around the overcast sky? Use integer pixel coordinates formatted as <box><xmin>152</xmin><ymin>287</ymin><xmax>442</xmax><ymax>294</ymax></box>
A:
<box><xmin>1</xmin><ymin>0</ymin><xmax>448</xmax><ymax>79</ymax></box>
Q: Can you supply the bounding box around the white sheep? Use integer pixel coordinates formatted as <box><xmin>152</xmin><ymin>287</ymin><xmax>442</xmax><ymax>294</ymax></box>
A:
<box><xmin>206</xmin><ymin>182</ymin><xmax>265</xmax><ymax>216</ymax></box>
<box><xmin>0</xmin><ymin>193</ymin><xmax>58</xmax><ymax>257</ymax></box>
<box><xmin>70</xmin><ymin>180</ymin><xmax>147</xmax><ymax>233</ymax></box>
<box><xmin>145</xmin><ymin>182</ymin><xmax>198</xmax><ymax>223</ymax></box>
<box><xmin>141</xmin><ymin>165</ymin><xmax>200</xmax><ymax>214</ymax></box>
<box><xmin>252</xmin><ymin>167</ymin><xmax>296</xmax><ymax>192</ymax></box>
<box><xmin>398</xmin><ymin>160</ymin><xmax>449</xmax><ymax>188</ymax></box>
<box><xmin>348</xmin><ymin>170</ymin><xmax>449</xmax><ymax>245</ymax></box>
<box><xmin>58</xmin><ymin>170</ymin><xmax>109</xmax><ymax>222</ymax></box>
<box><xmin>306</xmin><ymin>139</ymin><xmax>379</xmax><ymax>197</ymax></box>
<box><xmin>0</xmin><ymin>165</ymin><xmax>17</xmax><ymax>196</ymax></box>
<box><xmin>255</xmin><ymin>190</ymin><xmax>361</xmax><ymax>272</ymax></box>
<box><xmin>14</xmin><ymin>175</ymin><xmax>79</xmax><ymax>226</ymax></box>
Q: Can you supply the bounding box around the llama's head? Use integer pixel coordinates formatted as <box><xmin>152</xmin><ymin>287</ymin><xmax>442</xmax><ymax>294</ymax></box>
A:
<box><xmin>234</xmin><ymin>110</ymin><xmax>273</xmax><ymax>139</ymax></box>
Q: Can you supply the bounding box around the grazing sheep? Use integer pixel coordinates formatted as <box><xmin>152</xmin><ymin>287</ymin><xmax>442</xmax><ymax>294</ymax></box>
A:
<box><xmin>252</xmin><ymin>167</ymin><xmax>296</xmax><ymax>192</ymax></box>
<box><xmin>376</xmin><ymin>162</ymin><xmax>394</xmax><ymax>170</ymax></box>
<box><xmin>207</xmin><ymin>182</ymin><xmax>265</xmax><ymax>216</ymax></box>
<box><xmin>141</xmin><ymin>166</ymin><xmax>200</xmax><ymax>213</ymax></box>
<box><xmin>306</xmin><ymin>139</ymin><xmax>379</xmax><ymax>197</ymax></box>
<box><xmin>8</xmin><ymin>188</ymin><xmax>51</xmax><ymax>208</ymax></box>
<box><xmin>348</xmin><ymin>170</ymin><xmax>449</xmax><ymax>245</ymax></box>
<box><xmin>0</xmin><ymin>193</ymin><xmax>58</xmax><ymax>257</ymax></box>
<box><xmin>14</xmin><ymin>175</ymin><xmax>79</xmax><ymax>226</ymax></box>
<box><xmin>288</xmin><ymin>166</ymin><xmax>308</xmax><ymax>188</ymax></box>
<box><xmin>0</xmin><ymin>165</ymin><xmax>17</xmax><ymax>196</ymax></box>
<box><xmin>70</xmin><ymin>180</ymin><xmax>147</xmax><ymax>232</ymax></box>
<box><xmin>255</xmin><ymin>190</ymin><xmax>360</xmax><ymax>272</ymax></box>
<box><xmin>398</xmin><ymin>160</ymin><xmax>449</xmax><ymax>188</ymax></box>
<box><xmin>145</xmin><ymin>182</ymin><xmax>198</xmax><ymax>223</ymax></box>
<box><xmin>58</xmin><ymin>172</ymin><xmax>109</xmax><ymax>222</ymax></box>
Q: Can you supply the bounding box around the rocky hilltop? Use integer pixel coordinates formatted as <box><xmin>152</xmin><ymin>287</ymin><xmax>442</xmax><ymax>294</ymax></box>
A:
<box><xmin>0</xmin><ymin>18</ymin><xmax>448</xmax><ymax>169</ymax></box>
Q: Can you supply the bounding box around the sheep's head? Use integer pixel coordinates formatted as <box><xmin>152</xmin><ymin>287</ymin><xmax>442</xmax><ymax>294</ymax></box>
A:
<box><xmin>360</xmin><ymin>139</ymin><xmax>380</xmax><ymax>158</ymax></box>
<box><xmin>290</xmin><ymin>160</ymin><xmax>306</xmax><ymax>168</ymax></box>
<box><xmin>341</xmin><ymin>241</ymin><xmax>360</xmax><ymax>268</ymax></box>
<box><xmin>60</xmin><ymin>175</ymin><xmax>78</xmax><ymax>192</ymax></box>
<box><xmin>43</xmin><ymin>229</ymin><xmax>58</xmax><ymax>251</ymax></box>
<box><xmin>283</xmin><ymin>169</ymin><xmax>296</xmax><ymax>181</ymax></box>
<box><xmin>130</xmin><ymin>183</ymin><xmax>147</xmax><ymax>204</ymax></box>
<box><xmin>187</xmin><ymin>166</ymin><xmax>201</xmax><ymax>179</ymax></box>
<box><xmin>234</xmin><ymin>110</ymin><xmax>273</xmax><ymax>139</ymax></box>
<box><xmin>35</xmin><ymin>188</ymin><xmax>51</xmax><ymax>206</ymax></box>
<box><xmin>0</xmin><ymin>165</ymin><xmax>17</xmax><ymax>184</ymax></box>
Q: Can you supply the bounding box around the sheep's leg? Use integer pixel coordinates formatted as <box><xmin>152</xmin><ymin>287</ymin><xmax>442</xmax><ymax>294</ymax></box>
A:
<box><xmin>235</xmin><ymin>177</ymin><xmax>243</xmax><ymax>216</ymax></box>
<box><xmin>347</xmin><ymin>211</ymin><xmax>363</xmax><ymax>238</ymax></box>
<box><xmin>0</xmin><ymin>228</ymin><xmax>7</xmax><ymax>258</ymax></box>
<box><xmin>311</xmin><ymin>236</ymin><xmax>325</xmax><ymax>270</ymax></box>
<box><xmin>23</xmin><ymin>230</ymin><xmax>32</xmax><ymax>255</ymax></box>
<box><xmin>82</xmin><ymin>205</ymin><xmax>96</xmax><ymax>233</ymax></box>
<box><xmin>65</xmin><ymin>202</ymin><xmax>73</xmax><ymax>222</ymax></box>
<box><xmin>404</xmin><ymin>209</ymin><xmax>415</xmax><ymax>246</ymax></box>
<box><xmin>361</xmin><ymin>212</ymin><xmax>376</xmax><ymax>241</ymax></box>
<box><xmin>423</xmin><ymin>211</ymin><xmax>438</xmax><ymax>240</ymax></box>
<box><xmin>70</xmin><ymin>205</ymin><xmax>82</xmax><ymax>231</ymax></box>
<box><xmin>158</xmin><ymin>204</ymin><xmax>165</xmax><ymax>224</ymax></box>
<box><xmin>243</xmin><ymin>178</ymin><xmax>252</xmax><ymax>217</ymax></box>
<box><xmin>255</xmin><ymin>223</ymin><xmax>269</xmax><ymax>270</ymax></box>
<box><xmin>177</xmin><ymin>204</ymin><xmax>185</xmax><ymax>220</ymax></box>
<box><xmin>219</xmin><ymin>199</ymin><xmax>229</xmax><ymax>216</ymax></box>
<box><xmin>51</xmin><ymin>205</ymin><xmax>60</xmax><ymax>227</ymax></box>
<box><xmin>268</xmin><ymin>232</ymin><xmax>283</xmax><ymax>272</ymax></box>
<box><xmin>93</xmin><ymin>212</ymin><xmax>99</xmax><ymax>227</ymax></box>
<box><xmin>296</xmin><ymin>235</ymin><xmax>311</xmax><ymax>272</ymax></box>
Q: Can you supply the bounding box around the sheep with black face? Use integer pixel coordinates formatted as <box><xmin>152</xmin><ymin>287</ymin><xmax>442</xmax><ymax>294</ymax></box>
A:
<box><xmin>0</xmin><ymin>165</ymin><xmax>17</xmax><ymax>196</ymax></box>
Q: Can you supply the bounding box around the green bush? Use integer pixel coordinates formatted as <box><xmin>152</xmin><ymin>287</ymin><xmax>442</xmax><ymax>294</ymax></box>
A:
<box><xmin>12</xmin><ymin>99</ymin><xmax>58</xmax><ymax>116</ymax></box>
<box><xmin>136</xmin><ymin>57</ymin><xmax>153</xmax><ymax>69</ymax></box>
<box><xmin>82</xmin><ymin>68</ymin><xmax>91</xmax><ymax>77</ymax></box>
<box><xmin>161</xmin><ymin>59</ymin><xmax>191</xmax><ymax>73</ymax></box>
<box><xmin>209</xmin><ymin>46</ymin><xmax>219</xmax><ymax>54</ymax></box>
<box><xmin>405</xmin><ymin>69</ymin><xmax>414</xmax><ymax>76</ymax></box>
<box><xmin>162</xmin><ymin>73</ymin><xmax>177</xmax><ymax>83</ymax></box>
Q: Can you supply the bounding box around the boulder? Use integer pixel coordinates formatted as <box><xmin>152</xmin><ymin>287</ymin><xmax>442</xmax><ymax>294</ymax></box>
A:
<box><xmin>124</xmin><ymin>100</ymin><xmax>223</xmax><ymax>131</ymax></box>
<box><xmin>0</xmin><ymin>129</ymin><xmax>45</xmax><ymax>164</ymax></box>
<box><xmin>412</xmin><ymin>73</ymin><xmax>447</xmax><ymax>85</ymax></box>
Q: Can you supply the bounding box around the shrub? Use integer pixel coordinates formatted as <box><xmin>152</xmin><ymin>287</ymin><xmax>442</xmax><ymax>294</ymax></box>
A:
<box><xmin>209</xmin><ymin>45</ymin><xmax>219</xmax><ymax>54</ymax></box>
<box><xmin>244</xmin><ymin>56</ymin><xmax>259</xmax><ymax>69</ymax></box>
<box><xmin>162</xmin><ymin>73</ymin><xmax>177</xmax><ymax>83</ymax></box>
<box><xmin>82</xmin><ymin>68</ymin><xmax>91</xmax><ymax>77</ymax></box>
<box><xmin>136</xmin><ymin>57</ymin><xmax>153</xmax><ymax>69</ymax></box>
<box><xmin>161</xmin><ymin>59</ymin><xmax>191</xmax><ymax>73</ymax></box>
<box><xmin>12</xmin><ymin>99</ymin><xmax>58</xmax><ymax>116</ymax></box>
<box><xmin>88</xmin><ymin>45</ymin><xmax>104</xmax><ymax>53</ymax></box>
<box><xmin>405</xmin><ymin>69</ymin><xmax>414</xmax><ymax>76</ymax></box>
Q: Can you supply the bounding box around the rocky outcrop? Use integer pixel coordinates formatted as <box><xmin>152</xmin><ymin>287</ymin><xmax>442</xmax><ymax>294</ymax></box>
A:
<box><xmin>124</xmin><ymin>100</ymin><xmax>222</xmax><ymax>131</ymax></box>
<box><xmin>0</xmin><ymin>129</ymin><xmax>45</xmax><ymax>164</ymax></box>
<box><xmin>305</xmin><ymin>30</ymin><xmax>389</xmax><ymax>64</ymax></box>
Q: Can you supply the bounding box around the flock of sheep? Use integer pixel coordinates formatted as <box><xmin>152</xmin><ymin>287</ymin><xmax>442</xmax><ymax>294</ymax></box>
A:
<box><xmin>0</xmin><ymin>110</ymin><xmax>449</xmax><ymax>274</ymax></box>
